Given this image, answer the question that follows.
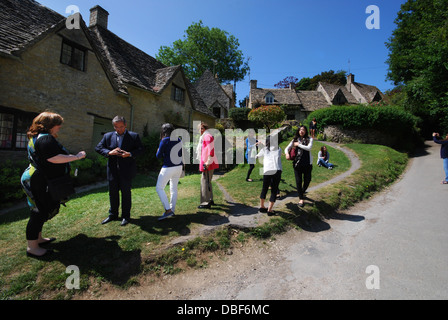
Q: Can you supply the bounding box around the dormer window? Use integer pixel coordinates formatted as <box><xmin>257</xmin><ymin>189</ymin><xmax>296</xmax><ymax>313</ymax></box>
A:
<box><xmin>265</xmin><ymin>92</ymin><xmax>274</xmax><ymax>104</ymax></box>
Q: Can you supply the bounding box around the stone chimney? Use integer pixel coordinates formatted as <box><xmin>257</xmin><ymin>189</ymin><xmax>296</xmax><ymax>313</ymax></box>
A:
<box><xmin>347</xmin><ymin>74</ymin><xmax>355</xmax><ymax>92</ymax></box>
<box><xmin>89</xmin><ymin>5</ymin><xmax>109</xmax><ymax>29</ymax></box>
<box><xmin>250</xmin><ymin>80</ymin><xmax>258</xmax><ymax>90</ymax></box>
<box><xmin>347</xmin><ymin>73</ymin><xmax>355</xmax><ymax>85</ymax></box>
<box><xmin>289</xmin><ymin>82</ymin><xmax>295</xmax><ymax>91</ymax></box>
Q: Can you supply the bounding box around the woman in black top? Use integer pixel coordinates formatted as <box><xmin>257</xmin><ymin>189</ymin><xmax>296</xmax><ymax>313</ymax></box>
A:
<box><xmin>21</xmin><ymin>112</ymin><xmax>86</xmax><ymax>258</ymax></box>
<box><xmin>285</xmin><ymin>126</ymin><xmax>314</xmax><ymax>207</ymax></box>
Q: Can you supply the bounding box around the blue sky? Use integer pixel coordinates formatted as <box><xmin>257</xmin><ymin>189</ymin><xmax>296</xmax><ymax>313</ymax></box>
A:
<box><xmin>38</xmin><ymin>0</ymin><xmax>407</xmax><ymax>104</ymax></box>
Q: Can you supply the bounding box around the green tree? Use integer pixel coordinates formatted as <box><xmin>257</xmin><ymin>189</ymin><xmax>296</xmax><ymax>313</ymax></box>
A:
<box><xmin>386</xmin><ymin>0</ymin><xmax>448</xmax><ymax>133</ymax></box>
<box><xmin>282</xmin><ymin>70</ymin><xmax>347</xmax><ymax>91</ymax></box>
<box><xmin>308</xmin><ymin>70</ymin><xmax>347</xmax><ymax>90</ymax></box>
<box><xmin>156</xmin><ymin>21</ymin><xmax>250</xmax><ymax>84</ymax></box>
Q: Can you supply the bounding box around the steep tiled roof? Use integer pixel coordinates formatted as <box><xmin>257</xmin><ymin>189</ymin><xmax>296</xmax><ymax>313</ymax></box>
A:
<box><xmin>250</xmin><ymin>87</ymin><xmax>301</xmax><ymax>106</ymax></box>
<box><xmin>185</xmin><ymin>78</ymin><xmax>215</xmax><ymax>117</ymax></box>
<box><xmin>194</xmin><ymin>69</ymin><xmax>233</xmax><ymax>109</ymax></box>
<box><xmin>319</xmin><ymin>82</ymin><xmax>358</xmax><ymax>104</ymax></box>
<box><xmin>88</xmin><ymin>25</ymin><xmax>169</xmax><ymax>95</ymax></box>
<box><xmin>0</xmin><ymin>0</ymin><xmax>64</xmax><ymax>57</ymax></box>
<box><xmin>350</xmin><ymin>82</ymin><xmax>385</xmax><ymax>103</ymax></box>
<box><xmin>89</xmin><ymin>25</ymin><xmax>214</xmax><ymax>117</ymax></box>
<box><xmin>297</xmin><ymin>91</ymin><xmax>330</xmax><ymax>111</ymax></box>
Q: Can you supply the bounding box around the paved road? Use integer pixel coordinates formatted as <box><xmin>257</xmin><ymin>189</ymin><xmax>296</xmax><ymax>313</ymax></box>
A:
<box><xmin>189</xmin><ymin>140</ymin><xmax>448</xmax><ymax>300</ymax></box>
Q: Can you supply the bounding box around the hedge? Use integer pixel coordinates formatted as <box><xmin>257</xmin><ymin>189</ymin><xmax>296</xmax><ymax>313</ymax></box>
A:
<box><xmin>306</xmin><ymin>105</ymin><xmax>422</xmax><ymax>151</ymax></box>
<box><xmin>306</xmin><ymin>105</ymin><xmax>419</xmax><ymax>133</ymax></box>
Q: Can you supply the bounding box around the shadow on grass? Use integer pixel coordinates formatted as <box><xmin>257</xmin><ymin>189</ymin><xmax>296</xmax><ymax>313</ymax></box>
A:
<box><xmin>131</xmin><ymin>200</ymin><xmax>238</xmax><ymax>238</ymax></box>
<box><xmin>48</xmin><ymin>234</ymin><xmax>141</xmax><ymax>286</ymax></box>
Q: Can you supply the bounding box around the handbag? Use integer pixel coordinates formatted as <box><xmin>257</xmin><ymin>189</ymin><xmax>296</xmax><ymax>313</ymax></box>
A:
<box><xmin>46</xmin><ymin>174</ymin><xmax>75</xmax><ymax>202</ymax></box>
<box><xmin>288</xmin><ymin>146</ymin><xmax>298</xmax><ymax>161</ymax></box>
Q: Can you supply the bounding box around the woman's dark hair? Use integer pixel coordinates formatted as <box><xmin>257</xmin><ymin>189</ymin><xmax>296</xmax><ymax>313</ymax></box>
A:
<box><xmin>320</xmin><ymin>146</ymin><xmax>327</xmax><ymax>154</ymax></box>
<box><xmin>160</xmin><ymin>123</ymin><xmax>174</xmax><ymax>139</ymax></box>
<box><xmin>265</xmin><ymin>134</ymin><xmax>278</xmax><ymax>150</ymax></box>
<box><xmin>294</xmin><ymin>125</ymin><xmax>309</xmax><ymax>141</ymax></box>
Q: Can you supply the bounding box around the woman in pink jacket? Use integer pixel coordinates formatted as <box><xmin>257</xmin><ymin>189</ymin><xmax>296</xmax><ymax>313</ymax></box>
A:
<box><xmin>197</xmin><ymin>122</ymin><xmax>219</xmax><ymax>209</ymax></box>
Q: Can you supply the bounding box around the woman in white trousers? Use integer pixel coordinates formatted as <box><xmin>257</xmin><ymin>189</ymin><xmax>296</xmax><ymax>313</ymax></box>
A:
<box><xmin>156</xmin><ymin>123</ymin><xmax>184</xmax><ymax>220</ymax></box>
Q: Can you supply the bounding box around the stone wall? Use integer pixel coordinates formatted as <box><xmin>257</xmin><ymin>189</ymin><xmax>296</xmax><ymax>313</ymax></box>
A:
<box><xmin>323</xmin><ymin>125</ymin><xmax>398</xmax><ymax>147</ymax></box>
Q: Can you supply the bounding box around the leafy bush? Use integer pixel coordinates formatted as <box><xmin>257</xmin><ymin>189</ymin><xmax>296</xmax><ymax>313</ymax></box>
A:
<box><xmin>307</xmin><ymin>105</ymin><xmax>422</xmax><ymax>151</ymax></box>
<box><xmin>136</xmin><ymin>131</ymin><xmax>163</xmax><ymax>173</ymax></box>
<box><xmin>229</xmin><ymin>108</ymin><xmax>250</xmax><ymax>122</ymax></box>
<box><xmin>248</xmin><ymin>105</ymin><xmax>286</xmax><ymax>129</ymax></box>
<box><xmin>71</xmin><ymin>155</ymin><xmax>107</xmax><ymax>186</ymax></box>
<box><xmin>0</xmin><ymin>160</ymin><xmax>29</xmax><ymax>204</ymax></box>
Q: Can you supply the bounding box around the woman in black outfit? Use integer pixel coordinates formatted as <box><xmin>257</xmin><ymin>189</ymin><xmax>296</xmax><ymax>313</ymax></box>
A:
<box><xmin>285</xmin><ymin>126</ymin><xmax>314</xmax><ymax>207</ymax></box>
<box><xmin>21</xmin><ymin>112</ymin><xmax>86</xmax><ymax>258</ymax></box>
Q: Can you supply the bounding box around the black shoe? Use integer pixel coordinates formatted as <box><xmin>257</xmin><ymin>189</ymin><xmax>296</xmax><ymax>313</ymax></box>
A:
<box><xmin>120</xmin><ymin>218</ymin><xmax>130</xmax><ymax>226</ymax></box>
<box><xmin>259</xmin><ymin>207</ymin><xmax>268</xmax><ymax>213</ymax></box>
<box><xmin>209</xmin><ymin>201</ymin><xmax>215</xmax><ymax>206</ymax></box>
<box><xmin>39</xmin><ymin>238</ymin><xmax>56</xmax><ymax>246</ymax></box>
<box><xmin>101</xmin><ymin>216</ymin><xmax>118</xmax><ymax>225</ymax></box>
<box><xmin>198</xmin><ymin>204</ymin><xmax>211</xmax><ymax>209</ymax></box>
<box><xmin>267</xmin><ymin>211</ymin><xmax>276</xmax><ymax>216</ymax></box>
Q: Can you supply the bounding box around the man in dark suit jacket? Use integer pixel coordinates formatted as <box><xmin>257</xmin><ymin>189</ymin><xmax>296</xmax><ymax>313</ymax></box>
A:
<box><xmin>96</xmin><ymin>116</ymin><xmax>144</xmax><ymax>226</ymax></box>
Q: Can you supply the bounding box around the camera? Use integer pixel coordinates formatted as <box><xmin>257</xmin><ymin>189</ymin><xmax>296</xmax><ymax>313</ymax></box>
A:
<box><xmin>203</xmin><ymin>164</ymin><xmax>207</xmax><ymax>171</ymax></box>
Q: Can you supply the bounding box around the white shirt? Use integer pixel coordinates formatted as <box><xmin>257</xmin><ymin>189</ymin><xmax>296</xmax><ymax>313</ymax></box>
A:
<box><xmin>256</xmin><ymin>147</ymin><xmax>283</xmax><ymax>175</ymax></box>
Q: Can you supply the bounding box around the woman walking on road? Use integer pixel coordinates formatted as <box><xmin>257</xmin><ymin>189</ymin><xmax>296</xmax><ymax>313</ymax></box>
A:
<box><xmin>433</xmin><ymin>132</ymin><xmax>448</xmax><ymax>184</ymax></box>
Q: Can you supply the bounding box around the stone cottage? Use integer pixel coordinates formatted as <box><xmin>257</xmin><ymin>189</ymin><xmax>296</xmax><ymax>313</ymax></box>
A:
<box><xmin>194</xmin><ymin>69</ymin><xmax>235</xmax><ymax>119</ymax></box>
<box><xmin>248</xmin><ymin>74</ymin><xmax>385</xmax><ymax>122</ymax></box>
<box><xmin>0</xmin><ymin>0</ymin><xmax>215</xmax><ymax>159</ymax></box>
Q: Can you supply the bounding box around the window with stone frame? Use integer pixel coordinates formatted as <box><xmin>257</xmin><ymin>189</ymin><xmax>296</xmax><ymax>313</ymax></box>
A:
<box><xmin>171</xmin><ymin>84</ymin><xmax>185</xmax><ymax>104</ymax></box>
<box><xmin>0</xmin><ymin>107</ymin><xmax>38</xmax><ymax>150</ymax></box>
<box><xmin>60</xmin><ymin>39</ymin><xmax>87</xmax><ymax>71</ymax></box>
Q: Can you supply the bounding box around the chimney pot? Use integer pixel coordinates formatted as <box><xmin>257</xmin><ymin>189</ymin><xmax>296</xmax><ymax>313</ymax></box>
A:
<box><xmin>89</xmin><ymin>5</ymin><xmax>109</xmax><ymax>29</ymax></box>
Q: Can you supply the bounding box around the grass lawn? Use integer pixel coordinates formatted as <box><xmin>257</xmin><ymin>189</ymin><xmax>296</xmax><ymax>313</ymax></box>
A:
<box><xmin>218</xmin><ymin>140</ymin><xmax>351</xmax><ymax>206</ymax></box>
<box><xmin>0</xmin><ymin>141</ymin><xmax>408</xmax><ymax>299</ymax></box>
<box><xmin>0</xmin><ymin>171</ymin><xmax>229</xmax><ymax>299</ymax></box>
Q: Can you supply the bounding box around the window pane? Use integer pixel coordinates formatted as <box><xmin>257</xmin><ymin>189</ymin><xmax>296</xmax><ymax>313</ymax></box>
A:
<box><xmin>0</xmin><ymin>113</ymin><xmax>13</xmax><ymax>149</ymax></box>
<box><xmin>15</xmin><ymin>114</ymin><xmax>33</xmax><ymax>149</ymax></box>
<box><xmin>72</xmin><ymin>47</ymin><xmax>85</xmax><ymax>71</ymax></box>
<box><xmin>175</xmin><ymin>87</ymin><xmax>184</xmax><ymax>102</ymax></box>
<box><xmin>61</xmin><ymin>43</ymin><xmax>72</xmax><ymax>65</ymax></box>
